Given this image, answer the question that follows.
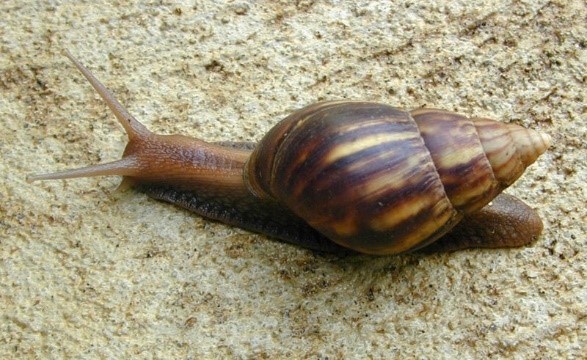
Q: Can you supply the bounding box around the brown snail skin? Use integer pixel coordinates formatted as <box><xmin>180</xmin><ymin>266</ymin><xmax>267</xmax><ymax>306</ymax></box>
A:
<box><xmin>28</xmin><ymin>52</ymin><xmax>551</xmax><ymax>255</ymax></box>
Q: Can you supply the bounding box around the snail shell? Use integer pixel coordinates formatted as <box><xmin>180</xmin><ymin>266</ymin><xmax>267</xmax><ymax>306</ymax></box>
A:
<box><xmin>245</xmin><ymin>101</ymin><xmax>550</xmax><ymax>254</ymax></box>
<box><xmin>28</xmin><ymin>52</ymin><xmax>550</xmax><ymax>255</ymax></box>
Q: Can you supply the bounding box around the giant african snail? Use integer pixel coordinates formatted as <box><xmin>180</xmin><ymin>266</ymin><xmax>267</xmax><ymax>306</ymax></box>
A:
<box><xmin>28</xmin><ymin>52</ymin><xmax>551</xmax><ymax>255</ymax></box>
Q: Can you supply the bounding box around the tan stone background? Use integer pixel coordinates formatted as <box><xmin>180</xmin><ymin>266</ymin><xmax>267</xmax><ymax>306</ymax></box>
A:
<box><xmin>1</xmin><ymin>1</ymin><xmax>585</xmax><ymax>358</ymax></box>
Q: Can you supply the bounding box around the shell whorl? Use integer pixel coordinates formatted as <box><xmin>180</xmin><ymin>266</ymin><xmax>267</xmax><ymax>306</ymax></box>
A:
<box><xmin>245</xmin><ymin>101</ymin><xmax>549</xmax><ymax>255</ymax></box>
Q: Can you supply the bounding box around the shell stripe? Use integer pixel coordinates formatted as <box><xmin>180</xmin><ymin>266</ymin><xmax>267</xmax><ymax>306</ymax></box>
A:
<box><xmin>273</xmin><ymin>104</ymin><xmax>415</xmax><ymax>198</ymax></box>
<box><xmin>245</xmin><ymin>101</ymin><xmax>355</xmax><ymax>200</ymax></box>
<box><xmin>507</xmin><ymin>126</ymin><xmax>549</xmax><ymax>165</ymax></box>
<box><xmin>474</xmin><ymin>120</ymin><xmax>524</xmax><ymax>186</ymax></box>
<box><xmin>412</xmin><ymin>110</ymin><xmax>499</xmax><ymax>213</ymax></box>
<box><xmin>278</xmin><ymin>119</ymin><xmax>412</xmax><ymax>197</ymax></box>
<box><xmin>294</xmin><ymin>131</ymin><xmax>424</xmax><ymax>203</ymax></box>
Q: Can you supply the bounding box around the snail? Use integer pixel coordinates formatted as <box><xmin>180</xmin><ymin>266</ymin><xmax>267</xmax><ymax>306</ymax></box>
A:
<box><xmin>28</xmin><ymin>51</ymin><xmax>551</xmax><ymax>255</ymax></box>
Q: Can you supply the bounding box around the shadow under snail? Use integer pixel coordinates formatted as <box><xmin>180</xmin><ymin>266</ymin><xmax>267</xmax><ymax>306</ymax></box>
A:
<box><xmin>28</xmin><ymin>51</ymin><xmax>551</xmax><ymax>255</ymax></box>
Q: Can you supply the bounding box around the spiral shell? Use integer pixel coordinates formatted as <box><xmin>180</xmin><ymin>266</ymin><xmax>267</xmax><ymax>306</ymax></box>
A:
<box><xmin>245</xmin><ymin>101</ymin><xmax>550</xmax><ymax>255</ymax></box>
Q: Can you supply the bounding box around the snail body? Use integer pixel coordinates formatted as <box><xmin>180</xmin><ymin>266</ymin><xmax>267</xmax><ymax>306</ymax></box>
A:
<box><xmin>28</xmin><ymin>52</ymin><xmax>550</xmax><ymax>255</ymax></box>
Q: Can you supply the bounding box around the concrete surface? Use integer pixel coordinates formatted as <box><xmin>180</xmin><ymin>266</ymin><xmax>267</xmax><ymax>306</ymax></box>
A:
<box><xmin>1</xmin><ymin>0</ymin><xmax>585</xmax><ymax>358</ymax></box>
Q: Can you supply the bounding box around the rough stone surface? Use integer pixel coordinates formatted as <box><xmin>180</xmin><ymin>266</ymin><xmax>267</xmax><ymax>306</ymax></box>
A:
<box><xmin>1</xmin><ymin>1</ymin><xmax>585</xmax><ymax>358</ymax></box>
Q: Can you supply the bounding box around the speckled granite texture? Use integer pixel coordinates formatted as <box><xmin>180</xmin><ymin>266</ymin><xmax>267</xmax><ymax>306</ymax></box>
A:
<box><xmin>1</xmin><ymin>1</ymin><xmax>585</xmax><ymax>358</ymax></box>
